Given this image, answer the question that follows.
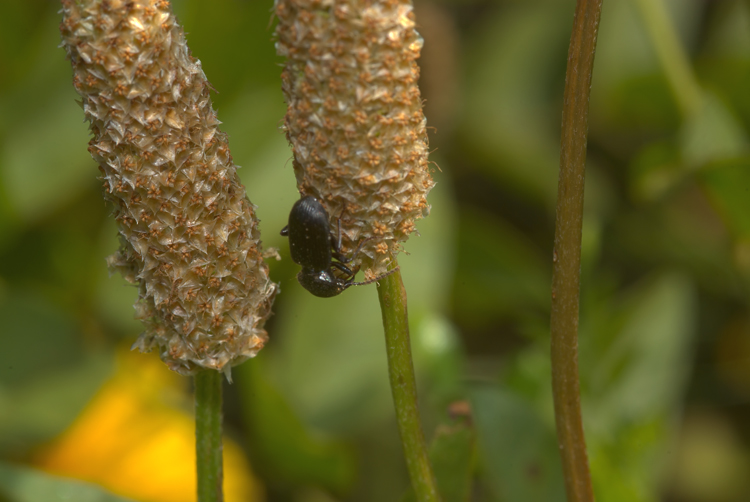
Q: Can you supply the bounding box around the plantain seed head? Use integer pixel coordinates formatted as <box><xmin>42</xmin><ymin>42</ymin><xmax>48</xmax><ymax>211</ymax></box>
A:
<box><xmin>275</xmin><ymin>0</ymin><xmax>434</xmax><ymax>278</ymax></box>
<box><xmin>60</xmin><ymin>0</ymin><xmax>277</xmax><ymax>375</ymax></box>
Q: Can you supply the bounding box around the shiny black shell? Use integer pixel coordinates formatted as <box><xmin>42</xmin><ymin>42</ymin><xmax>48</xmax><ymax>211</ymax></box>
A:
<box><xmin>297</xmin><ymin>269</ymin><xmax>346</xmax><ymax>298</ymax></box>
<box><xmin>286</xmin><ymin>196</ymin><xmax>332</xmax><ymax>272</ymax></box>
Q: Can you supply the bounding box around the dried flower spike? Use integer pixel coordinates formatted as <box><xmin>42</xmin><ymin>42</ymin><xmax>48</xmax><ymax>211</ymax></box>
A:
<box><xmin>275</xmin><ymin>0</ymin><xmax>434</xmax><ymax>278</ymax></box>
<box><xmin>60</xmin><ymin>0</ymin><xmax>277</xmax><ymax>375</ymax></box>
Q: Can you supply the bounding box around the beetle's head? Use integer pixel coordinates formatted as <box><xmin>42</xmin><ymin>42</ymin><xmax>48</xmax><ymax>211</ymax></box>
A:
<box><xmin>297</xmin><ymin>268</ymin><xmax>349</xmax><ymax>298</ymax></box>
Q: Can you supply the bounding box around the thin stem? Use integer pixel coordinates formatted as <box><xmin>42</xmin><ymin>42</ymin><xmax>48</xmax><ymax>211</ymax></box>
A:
<box><xmin>195</xmin><ymin>370</ymin><xmax>224</xmax><ymax>502</ymax></box>
<box><xmin>376</xmin><ymin>259</ymin><xmax>441</xmax><ymax>502</ymax></box>
<box><xmin>633</xmin><ymin>0</ymin><xmax>702</xmax><ymax>117</ymax></box>
<box><xmin>550</xmin><ymin>1</ymin><xmax>602</xmax><ymax>501</ymax></box>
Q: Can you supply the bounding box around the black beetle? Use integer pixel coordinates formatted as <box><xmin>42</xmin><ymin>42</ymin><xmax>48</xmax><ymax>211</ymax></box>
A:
<box><xmin>281</xmin><ymin>196</ymin><xmax>398</xmax><ymax>297</ymax></box>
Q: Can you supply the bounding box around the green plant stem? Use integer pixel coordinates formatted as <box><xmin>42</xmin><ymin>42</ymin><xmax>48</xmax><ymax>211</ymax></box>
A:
<box><xmin>195</xmin><ymin>370</ymin><xmax>224</xmax><ymax>502</ymax></box>
<box><xmin>550</xmin><ymin>1</ymin><xmax>602</xmax><ymax>501</ymax></box>
<box><xmin>376</xmin><ymin>259</ymin><xmax>441</xmax><ymax>502</ymax></box>
<box><xmin>633</xmin><ymin>0</ymin><xmax>702</xmax><ymax>117</ymax></box>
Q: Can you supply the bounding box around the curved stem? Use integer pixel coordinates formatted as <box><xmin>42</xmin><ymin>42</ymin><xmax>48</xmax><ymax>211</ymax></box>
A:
<box><xmin>376</xmin><ymin>259</ymin><xmax>441</xmax><ymax>502</ymax></box>
<box><xmin>195</xmin><ymin>370</ymin><xmax>224</xmax><ymax>502</ymax></box>
<box><xmin>550</xmin><ymin>0</ymin><xmax>602</xmax><ymax>501</ymax></box>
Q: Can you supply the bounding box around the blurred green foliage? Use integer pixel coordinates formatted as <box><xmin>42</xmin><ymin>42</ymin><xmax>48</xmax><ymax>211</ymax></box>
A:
<box><xmin>0</xmin><ymin>462</ymin><xmax>136</xmax><ymax>502</ymax></box>
<box><xmin>2</xmin><ymin>0</ymin><xmax>750</xmax><ymax>501</ymax></box>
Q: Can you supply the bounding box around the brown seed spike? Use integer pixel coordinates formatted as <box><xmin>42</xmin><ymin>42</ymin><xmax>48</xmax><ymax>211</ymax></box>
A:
<box><xmin>275</xmin><ymin>0</ymin><xmax>434</xmax><ymax>277</ymax></box>
<box><xmin>60</xmin><ymin>0</ymin><xmax>277</xmax><ymax>376</ymax></box>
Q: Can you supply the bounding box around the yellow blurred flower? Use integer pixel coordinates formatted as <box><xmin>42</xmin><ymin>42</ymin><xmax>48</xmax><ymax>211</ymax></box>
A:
<box><xmin>33</xmin><ymin>349</ymin><xmax>263</xmax><ymax>502</ymax></box>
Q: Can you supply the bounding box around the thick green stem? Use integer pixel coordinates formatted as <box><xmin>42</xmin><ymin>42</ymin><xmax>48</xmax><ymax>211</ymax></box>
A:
<box><xmin>376</xmin><ymin>259</ymin><xmax>441</xmax><ymax>502</ymax></box>
<box><xmin>633</xmin><ymin>0</ymin><xmax>702</xmax><ymax>117</ymax></box>
<box><xmin>195</xmin><ymin>370</ymin><xmax>224</xmax><ymax>502</ymax></box>
<box><xmin>550</xmin><ymin>0</ymin><xmax>602</xmax><ymax>501</ymax></box>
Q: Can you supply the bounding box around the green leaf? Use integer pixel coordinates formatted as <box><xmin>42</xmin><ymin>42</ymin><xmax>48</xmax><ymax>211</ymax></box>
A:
<box><xmin>599</xmin><ymin>74</ymin><xmax>680</xmax><ymax>134</ymax></box>
<box><xmin>429</xmin><ymin>421</ymin><xmax>476</xmax><ymax>502</ymax></box>
<box><xmin>680</xmin><ymin>91</ymin><xmax>748</xmax><ymax>168</ymax></box>
<box><xmin>697</xmin><ymin>58</ymin><xmax>750</xmax><ymax>133</ymax></box>
<box><xmin>581</xmin><ymin>274</ymin><xmax>696</xmax><ymax>502</ymax></box>
<box><xmin>460</xmin><ymin>0</ymin><xmax>573</xmax><ymax>208</ymax></box>
<box><xmin>236</xmin><ymin>359</ymin><xmax>355</xmax><ymax>493</ymax></box>
<box><xmin>469</xmin><ymin>385</ymin><xmax>565</xmax><ymax>502</ymax></box>
<box><xmin>0</xmin><ymin>9</ymin><xmax>96</xmax><ymax>224</ymax></box>
<box><xmin>267</xmin><ymin>278</ymin><xmax>393</xmax><ymax>433</ymax></box>
<box><xmin>0</xmin><ymin>289</ymin><xmax>113</xmax><ymax>452</ymax></box>
<box><xmin>402</xmin><ymin>411</ymin><xmax>476</xmax><ymax>502</ymax></box>
<box><xmin>588</xmin><ymin>418</ymin><xmax>667</xmax><ymax>502</ymax></box>
<box><xmin>0</xmin><ymin>462</ymin><xmax>135</xmax><ymax>502</ymax></box>
<box><xmin>453</xmin><ymin>208</ymin><xmax>549</xmax><ymax>331</ymax></box>
<box><xmin>411</xmin><ymin>313</ymin><xmax>466</xmax><ymax>406</ymax></box>
<box><xmin>628</xmin><ymin>94</ymin><xmax>748</xmax><ymax>204</ymax></box>
<box><xmin>586</xmin><ymin>274</ymin><xmax>695</xmax><ymax>425</ymax></box>
<box><xmin>700</xmin><ymin>156</ymin><xmax>750</xmax><ymax>238</ymax></box>
<box><xmin>0</xmin><ymin>86</ymin><xmax>94</xmax><ymax>223</ymax></box>
<box><xmin>592</xmin><ymin>0</ymin><xmax>699</xmax><ymax>132</ymax></box>
<box><xmin>176</xmin><ymin>0</ymin><xmax>283</xmax><ymax>98</ymax></box>
<box><xmin>629</xmin><ymin>141</ymin><xmax>683</xmax><ymax>202</ymax></box>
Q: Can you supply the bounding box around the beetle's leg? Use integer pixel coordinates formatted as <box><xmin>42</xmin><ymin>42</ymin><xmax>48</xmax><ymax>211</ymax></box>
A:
<box><xmin>329</xmin><ymin>212</ymin><xmax>371</xmax><ymax>264</ymax></box>
<box><xmin>330</xmin><ymin>261</ymin><xmax>355</xmax><ymax>278</ymax></box>
<box><xmin>349</xmin><ymin>266</ymin><xmax>400</xmax><ymax>287</ymax></box>
<box><xmin>280</xmin><ymin>225</ymin><xmax>289</xmax><ymax>236</ymax></box>
<box><xmin>337</xmin><ymin>237</ymin><xmax>372</xmax><ymax>264</ymax></box>
<box><xmin>329</xmin><ymin>217</ymin><xmax>344</xmax><ymax>255</ymax></box>
<box><xmin>342</xmin><ymin>264</ymin><xmax>366</xmax><ymax>290</ymax></box>
<box><xmin>331</xmin><ymin>217</ymin><xmax>347</xmax><ymax>260</ymax></box>
<box><xmin>336</xmin><ymin>218</ymin><xmax>343</xmax><ymax>252</ymax></box>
